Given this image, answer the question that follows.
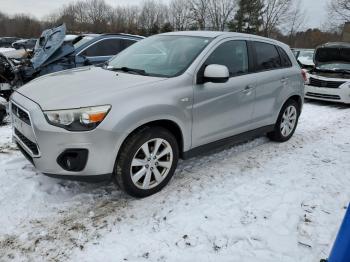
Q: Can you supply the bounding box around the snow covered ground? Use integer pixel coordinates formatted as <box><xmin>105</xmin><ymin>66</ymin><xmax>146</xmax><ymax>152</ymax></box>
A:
<box><xmin>0</xmin><ymin>101</ymin><xmax>349</xmax><ymax>262</ymax></box>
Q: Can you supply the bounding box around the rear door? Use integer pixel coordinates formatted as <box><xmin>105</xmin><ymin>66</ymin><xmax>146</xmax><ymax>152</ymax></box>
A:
<box><xmin>250</xmin><ymin>41</ymin><xmax>288</xmax><ymax>127</ymax></box>
<box><xmin>79</xmin><ymin>38</ymin><xmax>137</xmax><ymax>65</ymax></box>
<box><xmin>192</xmin><ymin>40</ymin><xmax>256</xmax><ymax>148</ymax></box>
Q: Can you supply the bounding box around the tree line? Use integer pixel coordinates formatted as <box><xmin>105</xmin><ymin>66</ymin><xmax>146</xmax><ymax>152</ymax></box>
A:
<box><xmin>0</xmin><ymin>0</ymin><xmax>349</xmax><ymax>48</ymax></box>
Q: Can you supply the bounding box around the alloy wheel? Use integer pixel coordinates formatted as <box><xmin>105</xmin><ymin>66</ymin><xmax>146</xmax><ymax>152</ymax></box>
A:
<box><xmin>280</xmin><ymin>105</ymin><xmax>297</xmax><ymax>137</ymax></box>
<box><xmin>130</xmin><ymin>138</ymin><xmax>173</xmax><ymax>190</ymax></box>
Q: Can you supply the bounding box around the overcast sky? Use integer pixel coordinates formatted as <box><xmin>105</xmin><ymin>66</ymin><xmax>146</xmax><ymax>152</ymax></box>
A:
<box><xmin>1</xmin><ymin>0</ymin><xmax>329</xmax><ymax>29</ymax></box>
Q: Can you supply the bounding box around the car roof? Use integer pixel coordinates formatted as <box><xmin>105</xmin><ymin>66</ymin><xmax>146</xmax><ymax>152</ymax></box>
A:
<box><xmin>100</xmin><ymin>33</ymin><xmax>145</xmax><ymax>39</ymax></box>
<box><xmin>160</xmin><ymin>31</ymin><xmax>288</xmax><ymax>48</ymax></box>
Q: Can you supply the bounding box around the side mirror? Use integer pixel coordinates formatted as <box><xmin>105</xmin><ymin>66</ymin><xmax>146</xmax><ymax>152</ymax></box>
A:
<box><xmin>76</xmin><ymin>55</ymin><xmax>91</xmax><ymax>66</ymax></box>
<box><xmin>204</xmin><ymin>64</ymin><xmax>229</xmax><ymax>83</ymax></box>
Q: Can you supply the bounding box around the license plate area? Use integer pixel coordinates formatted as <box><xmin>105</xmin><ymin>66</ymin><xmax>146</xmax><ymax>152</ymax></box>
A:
<box><xmin>12</xmin><ymin>113</ymin><xmax>40</xmax><ymax>157</ymax></box>
<box><xmin>12</xmin><ymin>115</ymin><xmax>36</xmax><ymax>142</ymax></box>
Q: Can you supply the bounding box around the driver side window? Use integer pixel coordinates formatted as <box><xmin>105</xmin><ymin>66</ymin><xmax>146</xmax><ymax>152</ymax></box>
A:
<box><xmin>204</xmin><ymin>40</ymin><xmax>249</xmax><ymax>77</ymax></box>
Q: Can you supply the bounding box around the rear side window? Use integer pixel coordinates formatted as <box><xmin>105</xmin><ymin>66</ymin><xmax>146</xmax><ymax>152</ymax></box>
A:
<box><xmin>254</xmin><ymin>42</ymin><xmax>281</xmax><ymax>71</ymax></box>
<box><xmin>278</xmin><ymin>46</ymin><xmax>292</xmax><ymax>67</ymax></box>
<box><xmin>82</xmin><ymin>38</ymin><xmax>136</xmax><ymax>57</ymax></box>
<box><xmin>204</xmin><ymin>40</ymin><xmax>249</xmax><ymax>77</ymax></box>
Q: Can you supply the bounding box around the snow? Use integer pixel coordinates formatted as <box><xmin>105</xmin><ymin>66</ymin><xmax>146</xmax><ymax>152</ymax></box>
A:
<box><xmin>0</xmin><ymin>101</ymin><xmax>349</xmax><ymax>261</ymax></box>
<box><xmin>0</xmin><ymin>48</ymin><xmax>26</xmax><ymax>59</ymax></box>
<box><xmin>0</xmin><ymin>48</ymin><xmax>15</xmax><ymax>53</ymax></box>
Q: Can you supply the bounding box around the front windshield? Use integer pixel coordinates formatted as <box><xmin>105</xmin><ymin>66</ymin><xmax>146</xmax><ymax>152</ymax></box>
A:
<box><xmin>318</xmin><ymin>63</ymin><xmax>350</xmax><ymax>71</ymax></box>
<box><xmin>107</xmin><ymin>35</ymin><xmax>212</xmax><ymax>77</ymax></box>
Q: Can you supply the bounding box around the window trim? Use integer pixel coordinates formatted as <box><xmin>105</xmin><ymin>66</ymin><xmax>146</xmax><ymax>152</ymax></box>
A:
<box><xmin>276</xmin><ymin>46</ymin><xmax>293</xmax><ymax>68</ymax></box>
<box><xmin>76</xmin><ymin>37</ymin><xmax>138</xmax><ymax>58</ymax></box>
<box><xmin>251</xmin><ymin>41</ymin><xmax>284</xmax><ymax>73</ymax></box>
<box><xmin>196</xmin><ymin>39</ymin><xmax>253</xmax><ymax>84</ymax></box>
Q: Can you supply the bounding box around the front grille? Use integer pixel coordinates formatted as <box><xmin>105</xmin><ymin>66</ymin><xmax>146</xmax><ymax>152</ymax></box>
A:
<box><xmin>309</xmin><ymin>77</ymin><xmax>345</xmax><ymax>89</ymax></box>
<box><xmin>11</xmin><ymin>103</ymin><xmax>31</xmax><ymax>126</ymax></box>
<box><xmin>306</xmin><ymin>92</ymin><xmax>341</xmax><ymax>100</ymax></box>
<box><xmin>14</xmin><ymin>128</ymin><xmax>39</xmax><ymax>155</ymax></box>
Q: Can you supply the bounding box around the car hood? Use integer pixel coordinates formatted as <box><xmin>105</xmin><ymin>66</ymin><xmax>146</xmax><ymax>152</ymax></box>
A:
<box><xmin>16</xmin><ymin>66</ymin><xmax>167</xmax><ymax>110</ymax></box>
<box><xmin>31</xmin><ymin>24</ymin><xmax>74</xmax><ymax>70</ymax></box>
<box><xmin>314</xmin><ymin>45</ymin><xmax>350</xmax><ymax>67</ymax></box>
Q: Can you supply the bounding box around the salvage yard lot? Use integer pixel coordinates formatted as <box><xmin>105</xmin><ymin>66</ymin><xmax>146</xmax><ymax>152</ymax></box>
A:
<box><xmin>0</xmin><ymin>101</ymin><xmax>349</xmax><ymax>262</ymax></box>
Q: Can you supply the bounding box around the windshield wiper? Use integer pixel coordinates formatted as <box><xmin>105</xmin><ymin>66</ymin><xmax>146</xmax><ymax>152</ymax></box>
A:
<box><xmin>110</xmin><ymin>67</ymin><xmax>148</xmax><ymax>76</ymax></box>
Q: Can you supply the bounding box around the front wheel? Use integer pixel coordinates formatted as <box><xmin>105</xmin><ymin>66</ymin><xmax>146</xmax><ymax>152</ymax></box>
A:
<box><xmin>268</xmin><ymin>100</ymin><xmax>300</xmax><ymax>142</ymax></box>
<box><xmin>114</xmin><ymin>127</ymin><xmax>179</xmax><ymax>198</ymax></box>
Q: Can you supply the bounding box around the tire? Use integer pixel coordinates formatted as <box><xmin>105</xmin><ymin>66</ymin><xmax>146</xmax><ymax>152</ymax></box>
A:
<box><xmin>114</xmin><ymin>126</ymin><xmax>179</xmax><ymax>198</ymax></box>
<box><xmin>267</xmin><ymin>99</ymin><xmax>300</xmax><ymax>142</ymax></box>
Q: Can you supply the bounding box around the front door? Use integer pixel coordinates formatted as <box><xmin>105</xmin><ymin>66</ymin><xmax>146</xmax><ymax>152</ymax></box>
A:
<box><xmin>192</xmin><ymin>40</ymin><xmax>256</xmax><ymax>148</ymax></box>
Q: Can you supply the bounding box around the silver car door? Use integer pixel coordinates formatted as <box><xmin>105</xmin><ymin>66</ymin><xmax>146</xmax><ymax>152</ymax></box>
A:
<box><xmin>192</xmin><ymin>40</ymin><xmax>256</xmax><ymax>148</ymax></box>
<box><xmin>250</xmin><ymin>41</ymin><xmax>286</xmax><ymax>127</ymax></box>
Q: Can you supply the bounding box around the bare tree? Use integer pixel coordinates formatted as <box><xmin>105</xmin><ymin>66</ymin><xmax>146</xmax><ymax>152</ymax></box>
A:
<box><xmin>327</xmin><ymin>0</ymin><xmax>350</xmax><ymax>28</ymax></box>
<box><xmin>0</xmin><ymin>13</ymin><xmax>42</xmax><ymax>37</ymax></box>
<box><xmin>285</xmin><ymin>0</ymin><xmax>307</xmax><ymax>46</ymax></box>
<box><xmin>139</xmin><ymin>0</ymin><xmax>168</xmax><ymax>35</ymax></box>
<box><xmin>124</xmin><ymin>6</ymin><xmax>141</xmax><ymax>34</ymax></box>
<box><xmin>85</xmin><ymin>0</ymin><xmax>111</xmax><ymax>32</ymax></box>
<box><xmin>169</xmin><ymin>0</ymin><xmax>192</xmax><ymax>31</ymax></box>
<box><xmin>261</xmin><ymin>0</ymin><xmax>292</xmax><ymax>37</ymax></box>
<box><xmin>207</xmin><ymin>0</ymin><xmax>237</xmax><ymax>31</ymax></box>
<box><xmin>57</xmin><ymin>3</ymin><xmax>79</xmax><ymax>32</ymax></box>
<box><xmin>74</xmin><ymin>1</ymin><xmax>89</xmax><ymax>28</ymax></box>
<box><xmin>189</xmin><ymin>0</ymin><xmax>209</xmax><ymax>30</ymax></box>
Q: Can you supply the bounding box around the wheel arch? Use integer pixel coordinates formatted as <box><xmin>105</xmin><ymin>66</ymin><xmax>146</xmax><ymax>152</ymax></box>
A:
<box><xmin>285</xmin><ymin>95</ymin><xmax>303</xmax><ymax>114</ymax></box>
<box><xmin>116</xmin><ymin>119</ymin><xmax>186</xmax><ymax>161</ymax></box>
<box><xmin>273</xmin><ymin>94</ymin><xmax>303</xmax><ymax>125</ymax></box>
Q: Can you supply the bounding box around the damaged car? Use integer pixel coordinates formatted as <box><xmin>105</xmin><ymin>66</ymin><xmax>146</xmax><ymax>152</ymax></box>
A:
<box><xmin>305</xmin><ymin>42</ymin><xmax>350</xmax><ymax>104</ymax></box>
<box><xmin>0</xmin><ymin>24</ymin><xmax>143</xmax><ymax>122</ymax></box>
<box><xmin>0</xmin><ymin>24</ymin><xmax>143</xmax><ymax>100</ymax></box>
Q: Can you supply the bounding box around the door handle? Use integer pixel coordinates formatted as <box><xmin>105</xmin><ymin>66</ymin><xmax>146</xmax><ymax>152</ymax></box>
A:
<box><xmin>281</xmin><ymin>77</ymin><xmax>288</xmax><ymax>83</ymax></box>
<box><xmin>242</xmin><ymin>85</ymin><xmax>254</xmax><ymax>94</ymax></box>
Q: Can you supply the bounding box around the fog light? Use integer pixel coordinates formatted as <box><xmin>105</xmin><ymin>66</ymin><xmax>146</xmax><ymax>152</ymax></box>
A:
<box><xmin>57</xmin><ymin>149</ymin><xmax>88</xmax><ymax>172</ymax></box>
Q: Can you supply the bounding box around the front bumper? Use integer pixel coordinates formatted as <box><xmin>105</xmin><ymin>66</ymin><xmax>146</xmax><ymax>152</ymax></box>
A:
<box><xmin>305</xmin><ymin>84</ymin><xmax>350</xmax><ymax>104</ymax></box>
<box><xmin>10</xmin><ymin>92</ymin><xmax>123</xmax><ymax>177</ymax></box>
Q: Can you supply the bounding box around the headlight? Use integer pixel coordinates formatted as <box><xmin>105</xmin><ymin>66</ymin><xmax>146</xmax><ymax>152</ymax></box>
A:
<box><xmin>44</xmin><ymin>105</ymin><xmax>111</xmax><ymax>131</ymax></box>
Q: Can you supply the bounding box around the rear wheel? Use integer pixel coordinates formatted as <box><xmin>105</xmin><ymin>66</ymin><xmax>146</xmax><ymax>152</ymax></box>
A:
<box><xmin>268</xmin><ymin>99</ymin><xmax>300</xmax><ymax>142</ymax></box>
<box><xmin>114</xmin><ymin>127</ymin><xmax>179</xmax><ymax>198</ymax></box>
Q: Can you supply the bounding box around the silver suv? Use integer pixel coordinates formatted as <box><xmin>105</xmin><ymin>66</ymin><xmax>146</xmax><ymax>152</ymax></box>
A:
<box><xmin>10</xmin><ymin>31</ymin><xmax>304</xmax><ymax>197</ymax></box>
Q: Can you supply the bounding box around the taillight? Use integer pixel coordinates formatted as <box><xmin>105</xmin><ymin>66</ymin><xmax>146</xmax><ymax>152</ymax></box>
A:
<box><xmin>301</xmin><ymin>69</ymin><xmax>308</xmax><ymax>84</ymax></box>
